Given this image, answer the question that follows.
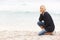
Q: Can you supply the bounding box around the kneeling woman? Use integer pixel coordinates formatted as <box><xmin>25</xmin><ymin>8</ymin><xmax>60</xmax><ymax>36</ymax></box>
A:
<box><xmin>37</xmin><ymin>5</ymin><xmax>55</xmax><ymax>35</ymax></box>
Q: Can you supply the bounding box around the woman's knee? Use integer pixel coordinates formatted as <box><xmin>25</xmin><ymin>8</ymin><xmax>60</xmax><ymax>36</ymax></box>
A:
<box><xmin>37</xmin><ymin>21</ymin><xmax>44</xmax><ymax>26</ymax></box>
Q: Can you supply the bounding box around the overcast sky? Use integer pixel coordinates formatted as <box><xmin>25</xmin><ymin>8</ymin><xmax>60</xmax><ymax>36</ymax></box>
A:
<box><xmin>0</xmin><ymin>0</ymin><xmax>60</xmax><ymax>13</ymax></box>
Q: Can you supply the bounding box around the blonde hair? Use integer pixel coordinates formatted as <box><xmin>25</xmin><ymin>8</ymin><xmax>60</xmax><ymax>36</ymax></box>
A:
<box><xmin>40</xmin><ymin>5</ymin><xmax>46</xmax><ymax>10</ymax></box>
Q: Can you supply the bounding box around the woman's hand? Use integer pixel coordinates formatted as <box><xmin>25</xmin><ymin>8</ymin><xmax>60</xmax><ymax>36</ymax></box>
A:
<box><xmin>40</xmin><ymin>26</ymin><xmax>44</xmax><ymax>29</ymax></box>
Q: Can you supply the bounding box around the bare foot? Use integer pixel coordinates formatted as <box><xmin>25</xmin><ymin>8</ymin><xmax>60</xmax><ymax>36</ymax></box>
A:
<box><xmin>44</xmin><ymin>32</ymin><xmax>53</xmax><ymax>35</ymax></box>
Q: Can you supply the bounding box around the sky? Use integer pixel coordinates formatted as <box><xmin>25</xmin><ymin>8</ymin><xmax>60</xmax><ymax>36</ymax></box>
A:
<box><xmin>0</xmin><ymin>0</ymin><xmax>60</xmax><ymax>13</ymax></box>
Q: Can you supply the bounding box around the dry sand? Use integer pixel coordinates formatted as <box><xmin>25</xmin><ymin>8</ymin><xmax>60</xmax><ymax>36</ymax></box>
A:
<box><xmin>0</xmin><ymin>31</ymin><xmax>60</xmax><ymax>40</ymax></box>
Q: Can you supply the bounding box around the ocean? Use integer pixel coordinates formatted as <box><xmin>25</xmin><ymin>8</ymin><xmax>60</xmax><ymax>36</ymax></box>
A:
<box><xmin>0</xmin><ymin>11</ymin><xmax>60</xmax><ymax>32</ymax></box>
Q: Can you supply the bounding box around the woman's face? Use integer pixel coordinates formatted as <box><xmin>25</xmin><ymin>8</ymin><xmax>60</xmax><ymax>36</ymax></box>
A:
<box><xmin>40</xmin><ymin>6</ymin><xmax>46</xmax><ymax>14</ymax></box>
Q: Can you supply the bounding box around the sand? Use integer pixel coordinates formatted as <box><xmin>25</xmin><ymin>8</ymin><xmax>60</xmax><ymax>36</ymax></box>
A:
<box><xmin>0</xmin><ymin>31</ymin><xmax>60</xmax><ymax>40</ymax></box>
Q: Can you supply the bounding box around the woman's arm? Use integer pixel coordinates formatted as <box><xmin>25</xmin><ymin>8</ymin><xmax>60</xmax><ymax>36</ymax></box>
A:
<box><xmin>39</xmin><ymin>14</ymin><xmax>43</xmax><ymax>21</ymax></box>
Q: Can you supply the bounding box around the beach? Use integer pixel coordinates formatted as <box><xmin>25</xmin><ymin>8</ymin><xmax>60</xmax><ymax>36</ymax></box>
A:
<box><xmin>0</xmin><ymin>0</ymin><xmax>60</xmax><ymax>40</ymax></box>
<box><xmin>0</xmin><ymin>11</ymin><xmax>60</xmax><ymax>40</ymax></box>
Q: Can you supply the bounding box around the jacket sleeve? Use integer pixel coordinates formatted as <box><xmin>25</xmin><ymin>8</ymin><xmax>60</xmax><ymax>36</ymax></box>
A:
<box><xmin>39</xmin><ymin>14</ymin><xmax>43</xmax><ymax>21</ymax></box>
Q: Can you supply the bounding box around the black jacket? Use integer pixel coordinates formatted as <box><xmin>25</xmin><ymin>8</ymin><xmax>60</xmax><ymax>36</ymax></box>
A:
<box><xmin>39</xmin><ymin>12</ymin><xmax>55</xmax><ymax>32</ymax></box>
